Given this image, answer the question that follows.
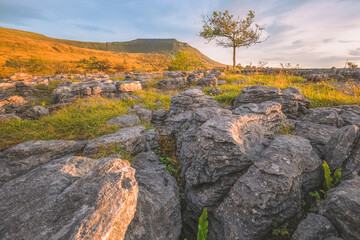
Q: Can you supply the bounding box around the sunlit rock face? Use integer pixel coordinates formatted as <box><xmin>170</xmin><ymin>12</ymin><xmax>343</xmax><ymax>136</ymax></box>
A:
<box><xmin>0</xmin><ymin>155</ymin><xmax>138</xmax><ymax>240</ymax></box>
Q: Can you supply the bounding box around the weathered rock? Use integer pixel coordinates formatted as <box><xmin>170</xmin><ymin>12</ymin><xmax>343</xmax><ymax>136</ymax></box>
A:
<box><xmin>116</xmin><ymin>81</ymin><xmax>142</xmax><ymax>92</ymax></box>
<box><xmin>342</xmin><ymin>135</ymin><xmax>360</xmax><ymax>180</ymax></box>
<box><xmin>0</xmin><ymin>140</ymin><xmax>86</xmax><ymax>185</ymax></box>
<box><xmin>180</xmin><ymin>102</ymin><xmax>287</xmax><ymax>239</ymax></box>
<box><xmin>0</xmin><ymin>96</ymin><xmax>28</xmax><ymax>113</ymax></box>
<box><xmin>301</xmin><ymin>107</ymin><xmax>345</xmax><ymax>128</ymax></box>
<box><xmin>292</xmin><ymin>120</ymin><xmax>338</xmax><ymax>155</ymax></box>
<box><xmin>124</xmin><ymin>152</ymin><xmax>181</xmax><ymax>240</ymax></box>
<box><xmin>319</xmin><ymin>177</ymin><xmax>360</xmax><ymax>240</ymax></box>
<box><xmin>24</xmin><ymin>106</ymin><xmax>50</xmax><ymax>120</ymax></box>
<box><xmin>304</xmin><ymin>73</ymin><xmax>329</xmax><ymax>82</ymax></box>
<box><xmin>197</xmin><ymin>76</ymin><xmax>218</xmax><ymax>87</ymax></box>
<box><xmin>0</xmin><ymin>113</ymin><xmax>21</xmax><ymax>121</ymax></box>
<box><xmin>208</xmin><ymin>87</ymin><xmax>222</xmax><ymax>95</ymax></box>
<box><xmin>212</xmin><ymin>135</ymin><xmax>322</xmax><ymax>240</ymax></box>
<box><xmin>83</xmin><ymin>126</ymin><xmax>147</xmax><ymax>156</ymax></box>
<box><xmin>334</xmin><ymin>105</ymin><xmax>360</xmax><ymax>126</ymax></box>
<box><xmin>324</xmin><ymin>125</ymin><xmax>359</xmax><ymax>171</ymax></box>
<box><xmin>158</xmin><ymin>77</ymin><xmax>187</xmax><ymax>90</ymax></box>
<box><xmin>0</xmin><ymin>155</ymin><xmax>138</xmax><ymax>240</ymax></box>
<box><xmin>292</xmin><ymin>213</ymin><xmax>338</xmax><ymax>240</ymax></box>
<box><xmin>151</xmin><ymin>109</ymin><xmax>167</xmax><ymax>126</ymax></box>
<box><xmin>134</xmin><ymin>108</ymin><xmax>152</xmax><ymax>123</ymax></box>
<box><xmin>187</xmin><ymin>73</ymin><xmax>204</xmax><ymax>84</ymax></box>
<box><xmin>234</xmin><ymin>86</ymin><xmax>310</xmax><ymax>119</ymax></box>
<box><xmin>106</xmin><ymin>114</ymin><xmax>141</xmax><ymax>128</ymax></box>
<box><xmin>8</xmin><ymin>72</ymin><xmax>33</xmax><ymax>81</ymax></box>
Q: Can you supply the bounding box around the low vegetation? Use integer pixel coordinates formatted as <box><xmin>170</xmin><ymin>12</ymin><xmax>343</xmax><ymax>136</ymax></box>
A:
<box><xmin>211</xmin><ymin>73</ymin><xmax>360</xmax><ymax>107</ymax></box>
<box><xmin>0</xmin><ymin>90</ymin><xmax>174</xmax><ymax>150</ymax></box>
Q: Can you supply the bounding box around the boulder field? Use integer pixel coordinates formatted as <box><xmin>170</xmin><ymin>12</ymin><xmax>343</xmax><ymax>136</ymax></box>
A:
<box><xmin>0</xmin><ymin>83</ymin><xmax>360</xmax><ymax>239</ymax></box>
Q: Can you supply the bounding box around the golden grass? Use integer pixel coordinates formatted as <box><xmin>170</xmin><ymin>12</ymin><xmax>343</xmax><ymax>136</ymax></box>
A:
<box><xmin>214</xmin><ymin>73</ymin><xmax>360</xmax><ymax>107</ymax></box>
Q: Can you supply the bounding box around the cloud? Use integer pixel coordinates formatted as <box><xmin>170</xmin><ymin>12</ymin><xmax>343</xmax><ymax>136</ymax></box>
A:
<box><xmin>349</xmin><ymin>48</ymin><xmax>360</xmax><ymax>56</ymax></box>
<box><xmin>75</xmin><ymin>24</ymin><xmax>113</xmax><ymax>33</ymax></box>
<box><xmin>0</xmin><ymin>1</ymin><xmax>48</xmax><ymax>25</ymax></box>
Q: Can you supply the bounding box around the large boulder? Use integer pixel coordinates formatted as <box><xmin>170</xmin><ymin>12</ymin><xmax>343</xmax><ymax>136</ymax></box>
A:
<box><xmin>292</xmin><ymin>120</ymin><xmax>338</xmax><ymax>155</ymax></box>
<box><xmin>301</xmin><ymin>107</ymin><xmax>345</xmax><ymax>128</ymax></box>
<box><xmin>0</xmin><ymin>140</ymin><xmax>86</xmax><ymax>186</ymax></box>
<box><xmin>0</xmin><ymin>155</ymin><xmax>139</xmax><ymax>240</ymax></box>
<box><xmin>334</xmin><ymin>105</ymin><xmax>360</xmax><ymax>126</ymax></box>
<box><xmin>234</xmin><ymin>86</ymin><xmax>310</xmax><ymax>119</ymax></box>
<box><xmin>212</xmin><ymin>135</ymin><xmax>322</xmax><ymax>240</ymax></box>
<box><xmin>124</xmin><ymin>152</ymin><xmax>182</xmax><ymax>240</ymax></box>
<box><xmin>319</xmin><ymin>177</ymin><xmax>360</xmax><ymax>240</ymax></box>
<box><xmin>83</xmin><ymin>126</ymin><xmax>147</xmax><ymax>156</ymax></box>
<box><xmin>158</xmin><ymin>77</ymin><xmax>187</xmax><ymax>90</ymax></box>
<box><xmin>324</xmin><ymin>125</ymin><xmax>359</xmax><ymax>171</ymax></box>
<box><xmin>292</xmin><ymin>213</ymin><xmax>338</xmax><ymax>240</ymax></box>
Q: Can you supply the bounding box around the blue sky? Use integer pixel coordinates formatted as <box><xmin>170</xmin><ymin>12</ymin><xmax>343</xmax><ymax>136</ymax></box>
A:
<box><xmin>0</xmin><ymin>0</ymin><xmax>359</xmax><ymax>67</ymax></box>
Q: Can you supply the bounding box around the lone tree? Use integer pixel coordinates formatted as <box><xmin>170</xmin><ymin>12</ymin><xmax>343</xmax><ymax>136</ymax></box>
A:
<box><xmin>200</xmin><ymin>10</ymin><xmax>267</xmax><ymax>69</ymax></box>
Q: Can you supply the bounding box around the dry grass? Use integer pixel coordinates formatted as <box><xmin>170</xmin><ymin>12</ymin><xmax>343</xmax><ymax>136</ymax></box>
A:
<box><xmin>214</xmin><ymin>73</ymin><xmax>360</xmax><ymax>107</ymax></box>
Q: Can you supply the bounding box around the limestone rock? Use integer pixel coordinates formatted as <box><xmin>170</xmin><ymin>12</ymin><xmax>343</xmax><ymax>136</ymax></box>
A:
<box><xmin>116</xmin><ymin>81</ymin><xmax>142</xmax><ymax>92</ymax></box>
<box><xmin>0</xmin><ymin>155</ymin><xmax>138</xmax><ymax>240</ymax></box>
<box><xmin>292</xmin><ymin>120</ymin><xmax>338</xmax><ymax>155</ymax></box>
<box><xmin>324</xmin><ymin>125</ymin><xmax>359</xmax><ymax>171</ymax></box>
<box><xmin>83</xmin><ymin>126</ymin><xmax>146</xmax><ymax>156</ymax></box>
<box><xmin>24</xmin><ymin>106</ymin><xmax>50</xmax><ymax>120</ymax></box>
<box><xmin>0</xmin><ymin>140</ymin><xmax>86</xmax><ymax>186</ymax></box>
<box><xmin>319</xmin><ymin>177</ymin><xmax>360</xmax><ymax>240</ymax></box>
<box><xmin>292</xmin><ymin>213</ymin><xmax>338</xmax><ymax>240</ymax></box>
<box><xmin>158</xmin><ymin>77</ymin><xmax>187</xmax><ymax>90</ymax></box>
<box><xmin>212</xmin><ymin>135</ymin><xmax>322</xmax><ymax>240</ymax></box>
<box><xmin>197</xmin><ymin>76</ymin><xmax>218</xmax><ymax>87</ymax></box>
<box><xmin>106</xmin><ymin>114</ymin><xmax>141</xmax><ymax>128</ymax></box>
<box><xmin>8</xmin><ymin>72</ymin><xmax>33</xmax><ymax>81</ymax></box>
<box><xmin>301</xmin><ymin>107</ymin><xmax>345</xmax><ymax>128</ymax></box>
<box><xmin>234</xmin><ymin>86</ymin><xmax>310</xmax><ymax>119</ymax></box>
<box><xmin>125</xmin><ymin>152</ymin><xmax>181</xmax><ymax>240</ymax></box>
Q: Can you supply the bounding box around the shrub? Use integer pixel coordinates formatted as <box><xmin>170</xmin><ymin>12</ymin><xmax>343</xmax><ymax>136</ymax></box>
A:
<box><xmin>168</xmin><ymin>51</ymin><xmax>204</xmax><ymax>71</ymax></box>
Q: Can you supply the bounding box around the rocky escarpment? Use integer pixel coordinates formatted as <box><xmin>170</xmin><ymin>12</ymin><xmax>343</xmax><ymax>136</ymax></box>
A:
<box><xmin>0</xmin><ymin>84</ymin><xmax>360</xmax><ymax>240</ymax></box>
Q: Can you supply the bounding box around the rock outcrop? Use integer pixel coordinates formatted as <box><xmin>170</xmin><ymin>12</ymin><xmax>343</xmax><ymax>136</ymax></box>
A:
<box><xmin>234</xmin><ymin>86</ymin><xmax>310</xmax><ymax>119</ymax></box>
<box><xmin>124</xmin><ymin>152</ymin><xmax>182</xmax><ymax>240</ymax></box>
<box><xmin>0</xmin><ymin>155</ymin><xmax>139</xmax><ymax>240</ymax></box>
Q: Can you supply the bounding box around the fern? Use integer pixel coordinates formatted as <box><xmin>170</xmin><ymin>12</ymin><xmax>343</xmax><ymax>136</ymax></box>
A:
<box><xmin>323</xmin><ymin>161</ymin><xmax>334</xmax><ymax>190</ymax></box>
<box><xmin>197</xmin><ymin>208</ymin><xmax>208</xmax><ymax>240</ymax></box>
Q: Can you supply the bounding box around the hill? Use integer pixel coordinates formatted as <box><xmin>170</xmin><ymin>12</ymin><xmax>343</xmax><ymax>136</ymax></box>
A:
<box><xmin>0</xmin><ymin>27</ymin><xmax>224</xmax><ymax>77</ymax></box>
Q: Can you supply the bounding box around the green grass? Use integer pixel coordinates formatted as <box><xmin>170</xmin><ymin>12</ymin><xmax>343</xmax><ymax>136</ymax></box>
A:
<box><xmin>212</xmin><ymin>73</ymin><xmax>360</xmax><ymax>107</ymax></box>
<box><xmin>0</xmin><ymin>89</ymin><xmax>174</xmax><ymax>150</ymax></box>
<box><xmin>110</xmin><ymin>76</ymin><xmax>126</xmax><ymax>81</ymax></box>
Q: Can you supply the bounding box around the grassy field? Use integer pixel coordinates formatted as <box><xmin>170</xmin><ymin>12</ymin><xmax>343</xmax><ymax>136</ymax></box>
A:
<box><xmin>0</xmin><ymin>27</ymin><xmax>224</xmax><ymax>78</ymax></box>
<box><xmin>0</xmin><ymin>73</ymin><xmax>359</xmax><ymax>150</ymax></box>
<box><xmin>214</xmin><ymin>73</ymin><xmax>360</xmax><ymax>107</ymax></box>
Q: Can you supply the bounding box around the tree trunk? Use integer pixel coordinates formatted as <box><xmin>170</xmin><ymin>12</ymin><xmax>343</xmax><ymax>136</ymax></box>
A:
<box><xmin>233</xmin><ymin>46</ymin><xmax>236</xmax><ymax>70</ymax></box>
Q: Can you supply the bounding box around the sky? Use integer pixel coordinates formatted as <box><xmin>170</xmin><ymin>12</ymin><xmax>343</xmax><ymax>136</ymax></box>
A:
<box><xmin>0</xmin><ymin>0</ymin><xmax>359</xmax><ymax>67</ymax></box>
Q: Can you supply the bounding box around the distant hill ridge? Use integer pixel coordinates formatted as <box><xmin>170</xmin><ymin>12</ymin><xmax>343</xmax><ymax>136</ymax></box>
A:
<box><xmin>0</xmin><ymin>27</ymin><xmax>222</xmax><ymax>67</ymax></box>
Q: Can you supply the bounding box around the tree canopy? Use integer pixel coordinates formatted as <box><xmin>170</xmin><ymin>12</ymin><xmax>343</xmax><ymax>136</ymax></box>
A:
<box><xmin>200</xmin><ymin>10</ymin><xmax>267</xmax><ymax>69</ymax></box>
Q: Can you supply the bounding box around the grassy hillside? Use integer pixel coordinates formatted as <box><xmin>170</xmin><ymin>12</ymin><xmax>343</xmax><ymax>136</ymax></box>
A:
<box><xmin>0</xmin><ymin>27</ymin><xmax>223</xmax><ymax>77</ymax></box>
